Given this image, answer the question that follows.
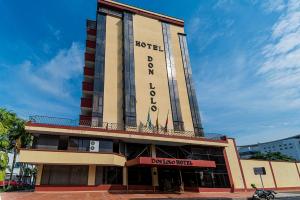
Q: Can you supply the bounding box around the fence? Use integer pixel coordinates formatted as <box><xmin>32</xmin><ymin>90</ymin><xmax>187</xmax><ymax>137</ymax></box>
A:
<box><xmin>28</xmin><ymin>115</ymin><xmax>226</xmax><ymax>140</ymax></box>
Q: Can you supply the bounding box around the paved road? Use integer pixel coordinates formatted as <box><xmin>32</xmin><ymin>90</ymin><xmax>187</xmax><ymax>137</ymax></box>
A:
<box><xmin>275</xmin><ymin>192</ymin><xmax>300</xmax><ymax>199</ymax></box>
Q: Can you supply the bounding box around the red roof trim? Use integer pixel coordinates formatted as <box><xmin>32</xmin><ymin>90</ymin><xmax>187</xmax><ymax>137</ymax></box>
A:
<box><xmin>98</xmin><ymin>0</ymin><xmax>184</xmax><ymax>27</ymax></box>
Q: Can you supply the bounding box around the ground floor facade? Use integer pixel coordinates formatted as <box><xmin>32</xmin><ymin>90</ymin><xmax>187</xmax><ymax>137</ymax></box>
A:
<box><xmin>20</xmin><ymin>123</ymin><xmax>300</xmax><ymax>193</ymax></box>
<box><xmin>21</xmin><ymin>123</ymin><xmax>235</xmax><ymax>192</ymax></box>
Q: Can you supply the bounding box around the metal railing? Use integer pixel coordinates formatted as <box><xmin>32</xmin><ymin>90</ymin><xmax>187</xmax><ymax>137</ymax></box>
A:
<box><xmin>28</xmin><ymin>115</ymin><xmax>226</xmax><ymax>140</ymax></box>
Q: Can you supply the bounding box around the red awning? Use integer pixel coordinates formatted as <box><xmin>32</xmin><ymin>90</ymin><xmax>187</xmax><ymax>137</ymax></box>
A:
<box><xmin>126</xmin><ymin>157</ymin><xmax>216</xmax><ymax>168</ymax></box>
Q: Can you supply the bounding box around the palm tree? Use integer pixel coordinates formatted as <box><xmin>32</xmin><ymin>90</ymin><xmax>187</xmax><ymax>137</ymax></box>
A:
<box><xmin>0</xmin><ymin>108</ymin><xmax>31</xmax><ymax>188</ymax></box>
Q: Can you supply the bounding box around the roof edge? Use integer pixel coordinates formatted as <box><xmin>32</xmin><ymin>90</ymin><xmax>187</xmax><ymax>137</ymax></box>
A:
<box><xmin>98</xmin><ymin>0</ymin><xmax>184</xmax><ymax>27</ymax></box>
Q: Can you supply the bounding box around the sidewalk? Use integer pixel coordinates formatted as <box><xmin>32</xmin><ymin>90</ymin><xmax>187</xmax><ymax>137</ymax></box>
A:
<box><xmin>1</xmin><ymin>191</ymin><xmax>253</xmax><ymax>200</ymax></box>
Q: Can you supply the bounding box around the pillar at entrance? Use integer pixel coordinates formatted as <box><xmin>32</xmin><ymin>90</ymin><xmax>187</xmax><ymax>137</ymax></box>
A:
<box><xmin>151</xmin><ymin>167</ymin><xmax>159</xmax><ymax>187</ymax></box>
<box><xmin>35</xmin><ymin>164</ymin><xmax>43</xmax><ymax>185</ymax></box>
<box><xmin>150</xmin><ymin>144</ymin><xmax>156</xmax><ymax>157</ymax></box>
<box><xmin>123</xmin><ymin>166</ymin><xmax>128</xmax><ymax>186</ymax></box>
<box><xmin>150</xmin><ymin>144</ymin><xmax>159</xmax><ymax>187</ymax></box>
<box><xmin>88</xmin><ymin>165</ymin><xmax>96</xmax><ymax>186</ymax></box>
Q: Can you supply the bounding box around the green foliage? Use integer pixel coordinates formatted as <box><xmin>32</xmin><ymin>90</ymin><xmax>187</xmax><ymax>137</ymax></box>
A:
<box><xmin>0</xmin><ymin>108</ymin><xmax>31</xmax><ymax>183</ymax></box>
<box><xmin>250</xmin><ymin>151</ymin><xmax>296</xmax><ymax>161</ymax></box>
<box><xmin>0</xmin><ymin>152</ymin><xmax>8</xmax><ymax>171</ymax></box>
<box><xmin>0</xmin><ymin>108</ymin><xmax>29</xmax><ymax>150</ymax></box>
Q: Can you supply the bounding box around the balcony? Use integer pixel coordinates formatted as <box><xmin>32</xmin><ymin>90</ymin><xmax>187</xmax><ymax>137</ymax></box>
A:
<box><xmin>19</xmin><ymin>149</ymin><xmax>126</xmax><ymax>166</ymax></box>
<box><xmin>85</xmin><ymin>53</ymin><xmax>95</xmax><ymax>62</ymax></box>
<box><xmin>86</xmin><ymin>40</ymin><xmax>96</xmax><ymax>49</ymax></box>
<box><xmin>82</xmin><ymin>81</ymin><xmax>94</xmax><ymax>92</ymax></box>
<box><xmin>80</xmin><ymin>115</ymin><xmax>92</xmax><ymax>126</ymax></box>
<box><xmin>87</xmin><ymin>28</ymin><xmax>96</xmax><ymax>36</ymax></box>
<box><xmin>81</xmin><ymin>98</ymin><xmax>93</xmax><ymax>108</ymax></box>
<box><xmin>84</xmin><ymin>67</ymin><xmax>94</xmax><ymax>77</ymax></box>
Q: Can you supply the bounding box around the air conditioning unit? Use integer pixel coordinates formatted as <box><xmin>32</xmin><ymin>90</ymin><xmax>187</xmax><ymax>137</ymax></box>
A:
<box><xmin>90</xmin><ymin>140</ymin><xmax>99</xmax><ymax>152</ymax></box>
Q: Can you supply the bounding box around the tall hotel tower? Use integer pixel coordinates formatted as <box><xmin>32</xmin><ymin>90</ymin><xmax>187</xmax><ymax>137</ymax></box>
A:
<box><xmin>20</xmin><ymin>0</ymin><xmax>247</xmax><ymax>193</ymax></box>
<box><xmin>81</xmin><ymin>0</ymin><xmax>204</xmax><ymax>136</ymax></box>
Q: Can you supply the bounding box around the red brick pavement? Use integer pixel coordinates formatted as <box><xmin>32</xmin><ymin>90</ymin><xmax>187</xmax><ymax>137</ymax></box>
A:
<box><xmin>0</xmin><ymin>191</ymin><xmax>253</xmax><ymax>200</ymax></box>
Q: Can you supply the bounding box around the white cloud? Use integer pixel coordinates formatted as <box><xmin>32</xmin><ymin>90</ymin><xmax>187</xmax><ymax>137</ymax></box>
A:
<box><xmin>48</xmin><ymin>24</ymin><xmax>61</xmax><ymax>41</ymax></box>
<box><xmin>0</xmin><ymin>42</ymin><xmax>84</xmax><ymax>119</ymax></box>
<box><xmin>262</xmin><ymin>0</ymin><xmax>286</xmax><ymax>13</ymax></box>
<box><xmin>258</xmin><ymin>0</ymin><xmax>300</xmax><ymax>107</ymax></box>
<box><xmin>20</xmin><ymin>42</ymin><xmax>83</xmax><ymax>98</ymax></box>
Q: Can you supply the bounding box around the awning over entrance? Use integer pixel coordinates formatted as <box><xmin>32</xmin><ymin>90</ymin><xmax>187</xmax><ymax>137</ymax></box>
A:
<box><xmin>126</xmin><ymin>157</ymin><xmax>216</xmax><ymax>168</ymax></box>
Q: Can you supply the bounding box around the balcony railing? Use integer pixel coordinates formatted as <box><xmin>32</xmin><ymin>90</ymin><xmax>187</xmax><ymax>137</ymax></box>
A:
<box><xmin>84</xmin><ymin>67</ymin><xmax>94</xmax><ymax>77</ymax></box>
<box><xmin>80</xmin><ymin>98</ymin><xmax>93</xmax><ymax>108</ymax></box>
<box><xmin>86</xmin><ymin>40</ymin><xmax>96</xmax><ymax>49</ymax></box>
<box><xmin>28</xmin><ymin>115</ymin><xmax>226</xmax><ymax>141</ymax></box>
<box><xmin>82</xmin><ymin>81</ymin><xmax>94</xmax><ymax>91</ymax></box>
<box><xmin>85</xmin><ymin>53</ymin><xmax>95</xmax><ymax>62</ymax></box>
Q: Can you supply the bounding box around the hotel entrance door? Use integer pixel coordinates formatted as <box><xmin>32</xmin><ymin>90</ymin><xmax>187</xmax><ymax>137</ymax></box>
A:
<box><xmin>158</xmin><ymin>168</ymin><xmax>182</xmax><ymax>192</ymax></box>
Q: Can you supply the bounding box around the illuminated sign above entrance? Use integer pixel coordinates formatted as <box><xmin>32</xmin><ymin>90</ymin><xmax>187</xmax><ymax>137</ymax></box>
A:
<box><xmin>126</xmin><ymin>157</ymin><xmax>217</xmax><ymax>168</ymax></box>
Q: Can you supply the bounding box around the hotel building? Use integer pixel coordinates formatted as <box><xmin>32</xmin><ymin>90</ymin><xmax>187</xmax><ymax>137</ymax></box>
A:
<box><xmin>19</xmin><ymin>0</ymin><xmax>299</xmax><ymax>193</ymax></box>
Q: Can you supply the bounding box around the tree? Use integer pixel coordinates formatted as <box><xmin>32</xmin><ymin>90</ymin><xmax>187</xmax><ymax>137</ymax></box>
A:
<box><xmin>251</xmin><ymin>151</ymin><xmax>295</xmax><ymax>162</ymax></box>
<box><xmin>0</xmin><ymin>108</ymin><xmax>31</xmax><ymax>187</ymax></box>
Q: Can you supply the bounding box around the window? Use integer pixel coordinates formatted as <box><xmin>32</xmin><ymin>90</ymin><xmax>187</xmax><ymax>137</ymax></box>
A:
<box><xmin>128</xmin><ymin>167</ymin><xmax>152</xmax><ymax>185</ymax></box>
<box><xmin>99</xmin><ymin>139</ymin><xmax>113</xmax><ymax>152</ymax></box>
<box><xmin>41</xmin><ymin>165</ymin><xmax>88</xmax><ymax>185</ymax></box>
<box><xmin>95</xmin><ymin>166</ymin><xmax>122</xmax><ymax>185</ymax></box>
<box><xmin>37</xmin><ymin>134</ymin><xmax>59</xmax><ymax>150</ymax></box>
<box><xmin>68</xmin><ymin>137</ymin><xmax>90</xmax><ymax>151</ymax></box>
<box><xmin>58</xmin><ymin>136</ymin><xmax>69</xmax><ymax>150</ymax></box>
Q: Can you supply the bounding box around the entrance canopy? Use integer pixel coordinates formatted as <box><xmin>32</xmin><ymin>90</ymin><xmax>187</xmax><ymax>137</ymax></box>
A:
<box><xmin>126</xmin><ymin>157</ymin><xmax>216</xmax><ymax>168</ymax></box>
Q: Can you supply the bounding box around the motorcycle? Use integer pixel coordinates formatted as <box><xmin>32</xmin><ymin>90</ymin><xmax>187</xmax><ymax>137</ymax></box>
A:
<box><xmin>252</xmin><ymin>188</ymin><xmax>277</xmax><ymax>200</ymax></box>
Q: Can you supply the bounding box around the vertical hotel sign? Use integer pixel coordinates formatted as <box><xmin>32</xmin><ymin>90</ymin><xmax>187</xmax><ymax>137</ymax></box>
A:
<box><xmin>135</xmin><ymin>41</ymin><xmax>164</xmax><ymax>112</ymax></box>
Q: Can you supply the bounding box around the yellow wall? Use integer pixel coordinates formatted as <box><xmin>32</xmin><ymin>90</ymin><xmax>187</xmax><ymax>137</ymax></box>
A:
<box><xmin>96</xmin><ymin>9</ymin><xmax>195</xmax><ymax>132</ymax></box>
<box><xmin>241</xmin><ymin>160</ymin><xmax>275</xmax><ymax>189</ymax></box>
<box><xmin>271</xmin><ymin>161</ymin><xmax>300</xmax><ymax>188</ymax></box>
<box><xmin>36</xmin><ymin>164</ymin><xmax>43</xmax><ymax>186</ymax></box>
<box><xmin>103</xmin><ymin>15</ymin><xmax>123</xmax><ymax>125</ymax></box>
<box><xmin>133</xmin><ymin>14</ymin><xmax>174</xmax><ymax>130</ymax></box>
<box><xmin>225</xmin><ymin>139</ymin><xmax>245</xmax><ymax>189</ymax></box>
<box><xmin>19</xmin><ymin>149</ymin><xmax>126</xmax><ymax>166</ymax></box>
<box><xmin>88</xmin><ymin>165</ymin><xmax>96</xmax><ymax>186</ymax></box>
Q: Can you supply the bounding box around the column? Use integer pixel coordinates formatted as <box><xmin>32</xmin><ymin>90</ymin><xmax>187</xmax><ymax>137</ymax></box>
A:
<box><xmin>35</xmin><ymin>164</ymin><xmax>43</xmax><ymax>186</ymax></box>
<box><xmin>151</xmin><ymin>144</ymin><xmax>159</xmax><ymax>188</ymax></box>
<box><xmin>88</xmin><ymin>165</ymin><xmax>96</xmax><ymax>186</ymax></box>
<box><xmin>123</xmin><ymin>167</ymin><xmax>128</xmax><ymax>186</ymax></box>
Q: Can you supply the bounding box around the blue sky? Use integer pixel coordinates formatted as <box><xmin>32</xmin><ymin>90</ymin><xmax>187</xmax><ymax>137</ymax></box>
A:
<box><xmin>0</xmin><ymin>0</ymin><xmax>299</xmax><ymax>145</ymax></box>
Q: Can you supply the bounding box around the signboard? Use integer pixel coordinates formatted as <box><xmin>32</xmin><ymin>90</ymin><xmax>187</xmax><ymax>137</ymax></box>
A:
<box><xmin>254</xmin><ymin>167</ymin><xmax>266</xmax><ymax>175</ymax></box>
<box><xmin>89</xmin><ymin>140</ymin><xmax>99</xmax><ymax>152</ymax></box>
<box><xmin>126</xmin><ymin>157</ymin><xmax>216</xmax><ymax>168</ymax></box>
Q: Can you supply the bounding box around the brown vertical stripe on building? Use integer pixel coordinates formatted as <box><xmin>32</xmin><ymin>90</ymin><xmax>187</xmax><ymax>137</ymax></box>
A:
<box><xmin>178</xmin><ymin>33</ymin><xmax>204</xmax><ymax>136</ymax></box>
<box><xmin>162</xmin><ymin>22</ymin><xmax>184</xmax><ymax>131</ymax></box>
<box><xmin>91</xmin><ymin>12</ymin><xmax>107</xmax><ymax>127</ymax></box>
<box><xmin>295</xmin><ymin>162</ymin><xmax>300</xmax><ymax>181</ymax></box>
<box><xmin>232</xmin><ymin>139</ymin><xmax>247</xmax><ymax>190</ymax></box>
<box><xmin>223</xmin><ymin>148</ymin><xmax>234</xmax><ymax>192</ymax></box>
<box><xmin>123</xmin><ymin>12</ymin><xmax>137</xmax><ymax>127</ymax></box>
<box><xmin>269</xmin><ymin>161</ymin><xmax>278</xmax><ymax>188</ymax></box>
